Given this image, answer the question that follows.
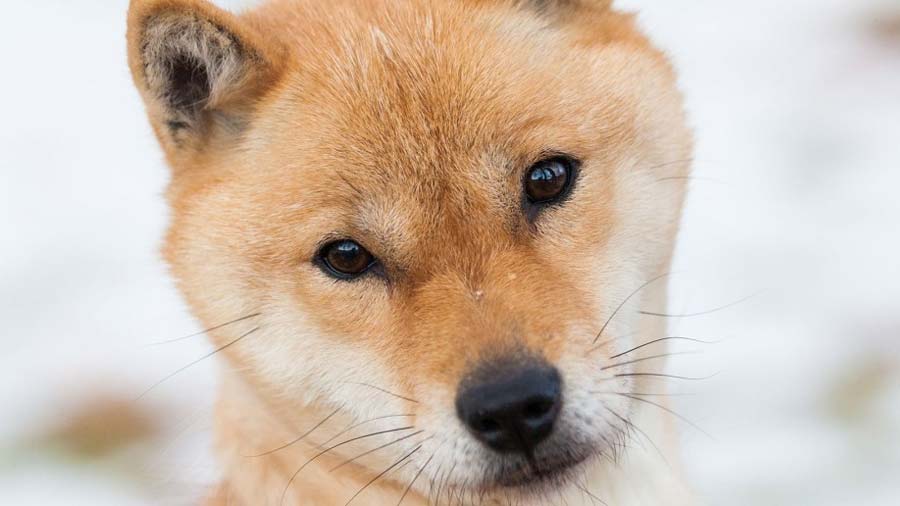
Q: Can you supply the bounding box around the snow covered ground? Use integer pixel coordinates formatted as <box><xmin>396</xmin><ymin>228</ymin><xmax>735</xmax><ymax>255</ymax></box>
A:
<box><xmin>1</xmin><ymin>0</ymin><xmax>898</xmax><ymax>504</ymax></box>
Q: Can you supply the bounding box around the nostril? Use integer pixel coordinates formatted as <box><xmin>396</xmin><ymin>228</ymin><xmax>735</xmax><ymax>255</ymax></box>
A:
<box><xmin>476</xmin><ymin>417</ymin><xmax>501</xmax><ymax>433</ymax></box>
<box><xmin>523</xmin><ymin>399</ymin><xmax>554</xmax><ymax>420</ymax></box>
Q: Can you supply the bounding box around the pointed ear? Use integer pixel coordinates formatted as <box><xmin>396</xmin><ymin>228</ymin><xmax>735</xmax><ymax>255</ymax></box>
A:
<box><xmin>127</xmin><ymin>0</ymin><xmax>282</xmax><ymax>157</ymax></box>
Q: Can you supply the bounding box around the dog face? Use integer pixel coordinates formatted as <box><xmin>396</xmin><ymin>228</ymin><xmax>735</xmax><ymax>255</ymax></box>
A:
<box><xmin>129</xmin><ymin>0</ymin><xmax>691</xmax><ymax>500</ymax></box>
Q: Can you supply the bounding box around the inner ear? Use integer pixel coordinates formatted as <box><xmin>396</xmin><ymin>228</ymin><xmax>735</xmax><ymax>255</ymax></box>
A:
<box><xmin>166</xmin><ymin>52</ymin><xmax>211</xmax><ymax>112</ymax></box>
<box><xmin>128</xmin><ymin>2</ymin><xmax>279</xmax><ymax>149</ymax></box>
<box><xmin>140</xmin><ymin>12</ymin><xmax>248</xmax><ymax>125</ymax></box>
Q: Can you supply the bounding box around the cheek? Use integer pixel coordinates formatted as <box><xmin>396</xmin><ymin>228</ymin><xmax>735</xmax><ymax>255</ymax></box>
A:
<box><xmin>290</xmin><ymin>269</ymin><xmax>394</xmax><ymax>340</ymax></box>
<box><xmin>220</xmin><ymin>277</ymin><xmax>413</xmax><ymax>419</ymax></box>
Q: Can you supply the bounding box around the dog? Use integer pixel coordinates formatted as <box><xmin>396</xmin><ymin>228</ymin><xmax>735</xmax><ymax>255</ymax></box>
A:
<box><xmin>127</xmin><ymin>0</ymin><xmax>695</xmax><ymax>504</ymax></box>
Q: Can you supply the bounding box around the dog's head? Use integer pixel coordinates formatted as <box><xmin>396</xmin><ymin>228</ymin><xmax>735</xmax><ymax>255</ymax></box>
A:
<box><xmin>128</xmin><ymin>0</ymin><xmax>691</xmax><ymax>499</ymax></box>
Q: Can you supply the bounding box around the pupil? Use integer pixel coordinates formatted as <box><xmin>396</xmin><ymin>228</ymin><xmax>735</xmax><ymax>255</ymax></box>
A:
<box><xmin>527</xmin><ymin>160</ymin><xmax>568</xmax><ymax>201</ymax></box>
<box><xmin>330</xmin><ymin>241</ymin><xmax>364</xmax><ymax>271</ymax></box>
<box><xmin>318</xmin><ymin>239</ymin><xmax>375</xmax><ymax>279</ymax></box>
<box><xmin>533</xmin><ymin>167</ymin><xmax>556</xmax><ymax>183</ymax></box>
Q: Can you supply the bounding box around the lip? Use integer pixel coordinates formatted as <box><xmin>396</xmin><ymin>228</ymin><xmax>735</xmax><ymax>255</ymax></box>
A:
<box><xmin>494</xmin><ymin>452</ymin><xmax>589</xmax><ymax>488</ymax></box>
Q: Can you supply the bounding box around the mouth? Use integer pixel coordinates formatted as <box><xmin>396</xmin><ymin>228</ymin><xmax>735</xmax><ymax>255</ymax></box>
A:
<box><xmin>492</xmin><ymin>451</ymin><xmax>590</xmax><ymax>489</ymax></box>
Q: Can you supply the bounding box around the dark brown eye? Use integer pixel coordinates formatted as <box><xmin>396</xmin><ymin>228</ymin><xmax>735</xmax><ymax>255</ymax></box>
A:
<box><xmin>524</xmin><ymin>157</ymin><xmax>574</xmax><ymax>204</ymax></box>
<box><xmin>318</xmin><ymin>240</ymin><xmax>376</xmax><ymax>279</ymax></box>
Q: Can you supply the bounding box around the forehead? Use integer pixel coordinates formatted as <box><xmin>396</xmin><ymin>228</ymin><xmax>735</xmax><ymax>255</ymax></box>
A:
<box><xmin>297</xmin><ymin>12</ymin><xmax>593</xmax><ymax>159</ymax></box>
<box><xmin>244</xmin><ymin>1</ymin><xmax>646</xmax><ymax>255</ymax></box>
<box><xmin>259</xmin><ymin>0</ymin><xmax>640</xmax><ymax>154</ymax></box>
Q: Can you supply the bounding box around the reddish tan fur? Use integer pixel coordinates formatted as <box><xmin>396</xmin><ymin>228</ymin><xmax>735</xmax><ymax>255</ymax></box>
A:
<box><xmin>127</xmin><ymin>0</ymin><xmax>694</xmax><ymax>504</ymax></box>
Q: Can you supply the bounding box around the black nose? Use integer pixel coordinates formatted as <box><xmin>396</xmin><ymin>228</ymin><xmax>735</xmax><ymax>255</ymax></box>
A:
<box><xmin>456</xmin><ymin>361</ymin><xmax>562</xmax><ymax>455</ymax></box>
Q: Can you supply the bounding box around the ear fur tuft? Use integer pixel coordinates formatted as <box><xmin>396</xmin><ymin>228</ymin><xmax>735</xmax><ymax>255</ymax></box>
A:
<box><xmin>141</xmin><ymin>12</ymin><xmax>246</xmax><ymax>115</ymax></box>
<box><xmin>127</xmin><ymin>0</ymin><xmax>280</xmax><ymax>152</ymax></box>
<box><xmin>519</xmin><ymin>0</ymin><xmax>613</xmax><ymax>13</ymax></box>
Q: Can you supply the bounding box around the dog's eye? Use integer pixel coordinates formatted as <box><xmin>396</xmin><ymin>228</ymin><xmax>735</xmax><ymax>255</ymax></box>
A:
<box><xmin>524</xmin><ymin>156</ymin><xmax>575</xmax><ymax>204</ymax></box>
<box><xmin>318</xmin><ymin>240</ymin><xmax>376</xmax><ymax>279</ymax></box>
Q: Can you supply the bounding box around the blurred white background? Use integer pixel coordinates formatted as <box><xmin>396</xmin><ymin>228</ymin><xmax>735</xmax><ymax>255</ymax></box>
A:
<box><xmin>1</xmin><ymin>0</ymin><xmax>899</xmax><ymax>504</ymax></box>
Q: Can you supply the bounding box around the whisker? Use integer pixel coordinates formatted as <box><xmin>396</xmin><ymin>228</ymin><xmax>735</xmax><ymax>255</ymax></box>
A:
<box><xmin>426</xmin><ymin>461</ymin><xmax>445</xmax><ymax>506</ymax></box>
<box><xmin>344</xmin><ymin>382</ymin><xmax>419</xmax><ymax>404</ymax></box>
<box><xmin>590</xmin><ymin>391</ymin><xmax>695</xmax><ymax>398</ymax></box>
<box><xmin>397</xmin><ymin>446</ymin><xmax>439</xmax><ymax>505</ymax></box>
<box><xmin>589</xmin><ymin>330</ymin><xmax>640</xmax><ymax>356</ymax></box>
<box><xmin>645</xmin><ymin>158</ymin><xmax>695</xmax><ymax>170</ymax></box>
<box><xmin>604</xmin><ymin>336</ymin><xmax>716</xmax><ymax>359</ymax></box>
<box><xmin>613</xmin><ymin>372</ymin><xmax>717</xmax><ymax>381</ymax></box>
<box><xmin>279</xmin><ymin>426</ymin><xmax>416</xmax><ymax>506</ymax></box>
<box><xmin>136</xmin><ymin>326</ymin><xmax>260</xmax><ymax>400</ymax></box>
<box><xmin>318</xmin><ymin>414</ymin><xmax>415</xmax><ymax>449</ymax></box>
<box><xmin>451</xmin><ymin>473</ymin><xmax>468</xmax><ymax>506</ymax></box>
<box><xmin>330</xmin><ymin>430</ymin><xmax>427</xmax><ymax>471</ymax></box>
<box><xmin>142</xmin><ymin>312</ymin><xmax>262</xmax><ymax>347</ymax></box>
<box><xmin>345</xmin><ymin>444</ymin><xmax>423</xmax><ymax>506</ymax></box>
<box><xmin>616</xmin><ymin>393</ymin><xmax>714</xmax><ymax>440</ymax></box>
<box><xmin>639</xmin><ymin>293</ymin><xmax>758</xmax><ymax>318</ymax></box>
<box><xmin>247</xmin><ymin>407</ymin><xmax>342</xmax><ymax>458</ymax></box>
<box><xmin>438</xmin><ymin>461</ymin><xmax>458</xmax><ymax>506</ymax></box>
<box><xmin>596</xmin><ymin>432</ymin><xmax>619</xmax><ymax>465</ymax></box>
<box><xmin>591</xmin><ymin>273</ymin><xmax>673</xmax><ymax>345</ymax></box>
<box><xmin>601</xmin><ymin>351</ymin><xmax>702</xmax><ymax>371</ymax></box>
<box><xmin>576</xmin><ymin>481</ymin><xmax>609</xmax><ymax>506</ymax></box>
<box><xmin>603</xmin><ymin>405</ymin><xmax>671</xmax><ymax>470</ymax></box>
<box><xmin>656</xmin><ymin>175</ymin><xmax>726</xmax><ymax>185</ymax></box>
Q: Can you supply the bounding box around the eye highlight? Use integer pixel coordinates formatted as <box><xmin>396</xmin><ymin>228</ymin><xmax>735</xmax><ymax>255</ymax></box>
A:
<box><xmin>523</xmin><ymin>155</ymin><xmax>577</xmax><ymax>207</ymax></box>
<box><xmin>317</xmin><ymin>239</ymin><xmax>376</xmax><ymax>280</ymax></box>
